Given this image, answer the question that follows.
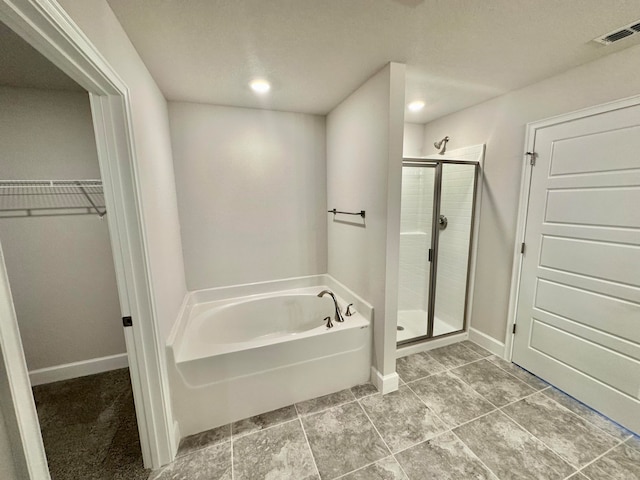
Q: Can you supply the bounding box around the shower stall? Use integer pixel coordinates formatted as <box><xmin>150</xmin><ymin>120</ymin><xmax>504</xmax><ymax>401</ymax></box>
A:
<box><xmin>397</xmin><ymin>159</ymin><xmax>479</xmax><ymax>345</ymax></box>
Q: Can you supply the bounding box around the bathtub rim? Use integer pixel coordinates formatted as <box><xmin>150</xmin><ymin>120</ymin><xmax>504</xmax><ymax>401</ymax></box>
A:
<box><xmin>175</xmin><ymin>289</ymin><xmax>369</xmax><ymax>363</ymax></box>
<box><xmin>167</xmin><ymin>274</ymin><xmax>373</xmax><ymax>356</ymax></box>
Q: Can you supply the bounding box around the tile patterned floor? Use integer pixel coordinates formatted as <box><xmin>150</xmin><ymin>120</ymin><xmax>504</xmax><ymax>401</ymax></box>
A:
<box><xmin>150</xmin><ymin>341</ymin><xmax>639</xmax><ymax>480</ymax></box>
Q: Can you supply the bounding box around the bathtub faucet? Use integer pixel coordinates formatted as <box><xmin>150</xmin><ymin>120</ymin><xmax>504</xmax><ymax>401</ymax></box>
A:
<box><xmin>317</xmin><ymin>290</ymin><xmax>344</xmax><ymax>323</ymax></box>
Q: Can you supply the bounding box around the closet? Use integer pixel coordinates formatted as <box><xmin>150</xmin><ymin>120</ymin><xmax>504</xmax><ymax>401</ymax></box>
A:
<box><xmin>0</xmin><ymin>20</ymin><xmax>145</xmax><ymax>479</ymax></box>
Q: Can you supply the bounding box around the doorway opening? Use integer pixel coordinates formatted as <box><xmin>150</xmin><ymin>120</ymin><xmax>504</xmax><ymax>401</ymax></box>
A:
<box><xmin>0</xmin><ymin>19</ymin><xmax>147</xmax><ymax>478</ymax></box>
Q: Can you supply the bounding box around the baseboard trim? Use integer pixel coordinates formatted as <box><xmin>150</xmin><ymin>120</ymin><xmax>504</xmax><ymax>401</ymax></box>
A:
<box><xmin>29</xmin><ymin>353</ymin><xmax>129</xmax><ymax>386</ymax></box>
<box><xmin>171</xmin><ymin>420</ymin><xmax>181</xmax><ymax>458</ymax></box>
<box><xmin>370</xmin><ymin>366</ymin><xmax>399</xmax><ymax>394</ymax></box>
<box><xmin>468</xmin><ymin>328</ymin><xmax>505</xmax><ymax>357</ymax></box>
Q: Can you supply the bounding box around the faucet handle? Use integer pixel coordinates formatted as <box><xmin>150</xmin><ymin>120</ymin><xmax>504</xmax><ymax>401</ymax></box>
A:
<box><xmin>324</xmin><ymin>316</ymin><xmax>333</xmax><ymax>328</ymax></box>
<box><xmin>345</xmin><ymin>304</ymin><xmax>354</xmax><ymax>316</ymax></box>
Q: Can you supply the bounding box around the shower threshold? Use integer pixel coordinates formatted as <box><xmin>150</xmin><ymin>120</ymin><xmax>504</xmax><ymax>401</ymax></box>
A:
<box><xmin>396</xmin><ymin>309</ymin><xmax>459</xmax><ymax>342</ymax></box>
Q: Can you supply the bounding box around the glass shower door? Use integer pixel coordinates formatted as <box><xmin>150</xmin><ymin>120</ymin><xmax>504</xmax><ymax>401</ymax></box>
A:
<box><xmin>397</xmin><ymin>159</ymin><xmax>479</xmax><ymax>346</ymax></box>
<box><xmin>431</xmin><ymin>163</ymin><xmax>478</xmax><ymax>336</ymax></box>
<box><xmin>396</xmin><ymin>164</ymin><xmax>436</xmax><ymax>343</ymax></box>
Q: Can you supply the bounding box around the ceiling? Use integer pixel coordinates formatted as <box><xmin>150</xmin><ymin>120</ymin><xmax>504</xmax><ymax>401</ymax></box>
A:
<box><xmin>0</xmin><ymin>21</ymin><xmax>83</xmax><ymax>92</ymax></box>
<box><xmin>106</xmin><ymin>0</ymin><xmax>640</xmax><ymax>123</ymax></box>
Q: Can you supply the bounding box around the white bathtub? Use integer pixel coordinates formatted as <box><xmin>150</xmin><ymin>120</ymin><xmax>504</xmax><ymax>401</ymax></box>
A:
<box><xmin>167</xmin><ymin>276</ymin><xmax>372</xmax><ymax>438</ymax></box>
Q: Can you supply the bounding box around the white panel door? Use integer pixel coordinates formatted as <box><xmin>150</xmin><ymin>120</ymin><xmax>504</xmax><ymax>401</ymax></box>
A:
<box><xmin>512</xmin><ymin>102</ymin><xmax>640</xmax><ymax>434</ymax></box>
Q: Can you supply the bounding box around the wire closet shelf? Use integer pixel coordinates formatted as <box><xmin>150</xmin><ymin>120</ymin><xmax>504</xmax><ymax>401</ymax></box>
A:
<box><xmin>0</xmin><ymin>180</ymin><xmax>106</xmax><ymax>218</ymax></box>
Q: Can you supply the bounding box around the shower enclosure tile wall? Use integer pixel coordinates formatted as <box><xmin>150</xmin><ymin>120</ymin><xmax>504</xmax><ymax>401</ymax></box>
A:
<box><xmin>398</xmin><ymin>167</ymin><xmax>434</xmax><ymax>312</ymax></box>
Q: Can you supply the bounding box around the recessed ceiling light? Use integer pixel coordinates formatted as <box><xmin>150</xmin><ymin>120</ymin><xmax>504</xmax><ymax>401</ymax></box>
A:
<box><xmin>408</xmin><ymin>100</ymin><xmax>425</xmax><ymax>112</ymax></box>
<box><xmin>250</xmin><ymin>79</ymin><xmax>271</xmax><ymax>94</ymax></box>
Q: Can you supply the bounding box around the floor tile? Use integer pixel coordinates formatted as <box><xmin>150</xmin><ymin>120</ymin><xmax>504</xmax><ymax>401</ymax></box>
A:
<box><xmin>460</xmin><ymin>341</ymin><xmax>493</xmax><ymax>357</ymax></box>
<box><xmin>582</xmin><ymin>436</ymin><xmax>640</xmax><ymax>480</ymax></box>
<box><xmin>177</xmin><ymin>424</ymin><xmax>230</xmax><ymax>457</ymax></box>
<box><xmin>454</xmin><ymin>411</ymin><xmax>575</xmax><ymax>480</ymax></box>
<box><xmin>359</xmin><ymin>386</ymin><xmax>447</xmax><ymax>452</ymax></box>
<box><xmin>542</xmin><ymin>387</ymin><xmax>631</xmax><ymax>441</ymax></box>
<box><xmin>567</xmin><ymin>473</ymin><xmax>589</xmax><ymax>479</ymax></box>
<box><xmin>232</xmin><ymin>420</ymin><xmax>317</xmax><ymax>480</ymax></box>
<box><xmin>427</xmin><ymin>343</ymin><xmax>483</xmax><ymax>369</ymax></box>
<box><xmin>502</xmin><ymin>392</ymin><xmax>619</xmax><ymax>468</ymax></box>
<box><xmin>395</xmin><ymin>352</ymin><xmax>445</xmax><ymax>383</ymax></box>
<box><xmin>486</xmin><ymin>355</ymin><xmax>548</xmax><ymax>391</ymax></box>
<box><xmin>339</xmin><ymin>456</ymin><xmax>407</xmax><ymax>480</ymax></box>
<box><xmin>296</xmin><ymin>389</ymin><xmax>355</xmax><ymax>415</ymax></box>
<box><xmin>451</xmin><ymin>358</ymin><xmax>535</xmax><ymax>406</ymax></box>
<box><xmin>301</xmin><ymin>401</ymin><xmax>389</xmax><ymax>479</ymax></box>
<box><xmin>351</xmin><ymin>383</ymin><xmax>378</xmax><ymax>399</ymax></box>
<box><xmin>231</xmin><ymin>405</ymin><xmax>297</xmax><ymax>438</ymax></box>
<box><xmin>149</xmin><ymin>442</ymin><xmax>231</xmax><ymax>480</ymax></box>
<box><xmin>409</xmin><ymin>371</ymin><xmax>495</xmax><ymax>428</ymax></box>
<box><xmin>395</xmin><ymin>431</ymin><xmax>497</xmax><ymax>480</ymax></box>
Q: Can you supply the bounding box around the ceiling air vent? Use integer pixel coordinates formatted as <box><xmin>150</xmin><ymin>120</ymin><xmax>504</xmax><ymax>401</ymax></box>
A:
<box><xmin>593</xmin><ymin>19</ymin><xmax>640</xmax><ymax>45</ymax></box>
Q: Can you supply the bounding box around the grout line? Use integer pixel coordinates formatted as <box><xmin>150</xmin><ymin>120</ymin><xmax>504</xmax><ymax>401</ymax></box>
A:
<box><xmin>402</xmin><ymin>381</ymin><xmax>453</xmax><ymax>432</ymax></box>
<box><xmin>355</xmin><ymin>398</ymin><xmax>394</xmax><ymax>456</ymax></box>
<box><xmin>457</xmin><ymin>340</ymin><xmax>493</xmax><ymax>358</ymax></box>
<box><xmin>450</xmin><ymin>430</ymin><xmax>501</xmax><ymax>480</ymax></box>
<box><xmin>232</xmin><ymin>416</ymin><xmax>300</xmax><ymax>440</ymax></box>
<box><xmin>485</xmin><ymin>355</ymin><xmax>548</xmax><ymax>388</ymax></box>
<box><xmin>400</xmin><ymin>352</ymin><xmax>486</xmax><ymax>386</ymax></box>
<box><xmin>295</xmin><ymin>391</ymin><xmax>357</xmax><ymax>418</ymax></box>
<box><xmin>393</xmin><ymin>454</ymin><xmax>412</xmax><ymax>480</ymax></box>
<box><xmin>444</xmin><ymin>406</ymin><xmax>498</xmax><ymax>432</ymax></box>
<box><xmin>230</xmin><ymin>434</ymin><xmax>234</xmax><ymax>480</ymax></box>
<box><xmin>331</xmin><ymin>456</ymin><xmax>390</xmax><ymax>480</ymax></box>
<box><xmin>560</xmin><ymin>438</ymin><xmax>626</xmax><ymax>480</ymax></box>
<box><xmin>499</xmin><ymin>408</ymin><xmax>583</xmax><ymax>474</ymax></box>
<box><xmin>496</xmin><ymin>386</ymin><xmax>549</xmax><ymax>410</ymax></box>
<box><xmin>537</xmin><ymin>389</ymin><xmax>633</xmax><ymax>444</ymax></box>
<box><xmin>296</xmin><ymin>414</ymin><xmax>322</xmax><ymax>480</ymax></box>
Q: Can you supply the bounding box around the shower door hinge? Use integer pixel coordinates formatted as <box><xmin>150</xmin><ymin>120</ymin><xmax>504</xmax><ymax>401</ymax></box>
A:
<box><xmin>122</xmin><ymin>316</ymin><xmax>133</xmax><ymax>327</ymax></box>
<box><xmin>512</xmin><ymin>324</ymin><xmax>517</xmax><ymax>334</ymax></box>
<box><xmin>428</xmin><ymin>248</ymin><xmax>433</xmax><ymax>262</ymax></box>
<box><xmin>520</xmin><ymin>242</ymin><xmax>525</xmax><ymax>254</ymax></box>
<box><xmin>526</xmin><ymin>152</ymin><xmax>537</xmax><ymax>166</ymax></box>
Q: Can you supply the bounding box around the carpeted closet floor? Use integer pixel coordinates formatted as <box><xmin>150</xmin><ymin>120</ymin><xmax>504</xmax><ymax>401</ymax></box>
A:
<box><xmin>32</xmin><ymin>368</ymin><xmax>149</xmax><ymax>480</ymax></box>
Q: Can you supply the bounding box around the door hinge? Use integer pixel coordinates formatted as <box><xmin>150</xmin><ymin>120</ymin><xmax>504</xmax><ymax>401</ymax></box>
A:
<box><xmin>526</xmin><ymin>151</ymin><xmax>537</xmax><ymax>166</ymax></box>
<box><xmin>512</xmin><ymin>324</ymin><xmax>517</xmax><ymax>334</ymax></box>
<box><xmin>122</xmin><ymin>316</ymin><xmax>133</xmax><ymax>327</ymax></box>
<box><xmin>428</xmin><ymin>248</ymin><xmax>433</xmax><ymax>262</ymax></box>
<box><xmin>520</xmin><ymin>242</ymin><xmax>525</xmax><ymax>254</ymax></box>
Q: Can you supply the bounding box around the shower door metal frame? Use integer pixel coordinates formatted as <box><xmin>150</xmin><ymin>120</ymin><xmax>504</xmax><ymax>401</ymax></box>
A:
<box><xmin>397</xmin><ymin>159</ymin><xmax>480</xmax><ymax>348</ymax></box>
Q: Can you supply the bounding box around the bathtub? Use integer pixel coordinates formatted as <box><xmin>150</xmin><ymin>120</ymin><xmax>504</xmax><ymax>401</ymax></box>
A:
<box><xmin>167</xmin><ymin>275</ymin><xmax>372</xmax><ymax>438</ymax></box>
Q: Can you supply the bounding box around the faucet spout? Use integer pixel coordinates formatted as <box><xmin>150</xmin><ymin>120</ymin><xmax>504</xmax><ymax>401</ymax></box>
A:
<box><xmin>317</xmin><ymin>290</ymin><xmax>344</xmax><ymax>323</ymax></box>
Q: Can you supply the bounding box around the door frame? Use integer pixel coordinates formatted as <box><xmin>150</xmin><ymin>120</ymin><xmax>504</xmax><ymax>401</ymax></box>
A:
<box><xmin>505</xmin><ymin>93</ymin><xmax>640</xmax><ymax>361</ymax></box>
<box><xmin>0</xmin><ymin>0</ymin><xmax>176</xmax><ymax>473</ymax></box>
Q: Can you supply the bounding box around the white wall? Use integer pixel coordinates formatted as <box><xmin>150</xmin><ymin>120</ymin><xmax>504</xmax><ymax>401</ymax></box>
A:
<box><xmin>57</xmin><ymin>0</ymin><xmax>188</xmax><ymax>345</ymax></box>
<box><xmin>0</xmin><ymin>86</ymin><xmax>125</xmax><ymax>371</ymax></box>
<box><xmin>327</xmin><ymin>62</ymin><xmax>405</xmax><ymax>381</ymax></box>
<box><xmin>403</xmin><ymin>123</ymin><xmax>424</xmax><ymax>157</ymax></box>
<box><xmin>168</xmin><ymin>103</ymin><xmax>327</xmax><ymax>290</ymax></box>
<box><xmin>422</xmin><ymin>43</ymin><xmax>640</xmax><ymax>343</ymax></box>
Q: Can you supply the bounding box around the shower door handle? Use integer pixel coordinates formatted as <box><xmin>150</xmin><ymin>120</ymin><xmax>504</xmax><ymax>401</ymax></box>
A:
<box><xmin>428</xmin><ymin>248</ymin><xmax>433</xmax><ymax>262</ymax></box>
